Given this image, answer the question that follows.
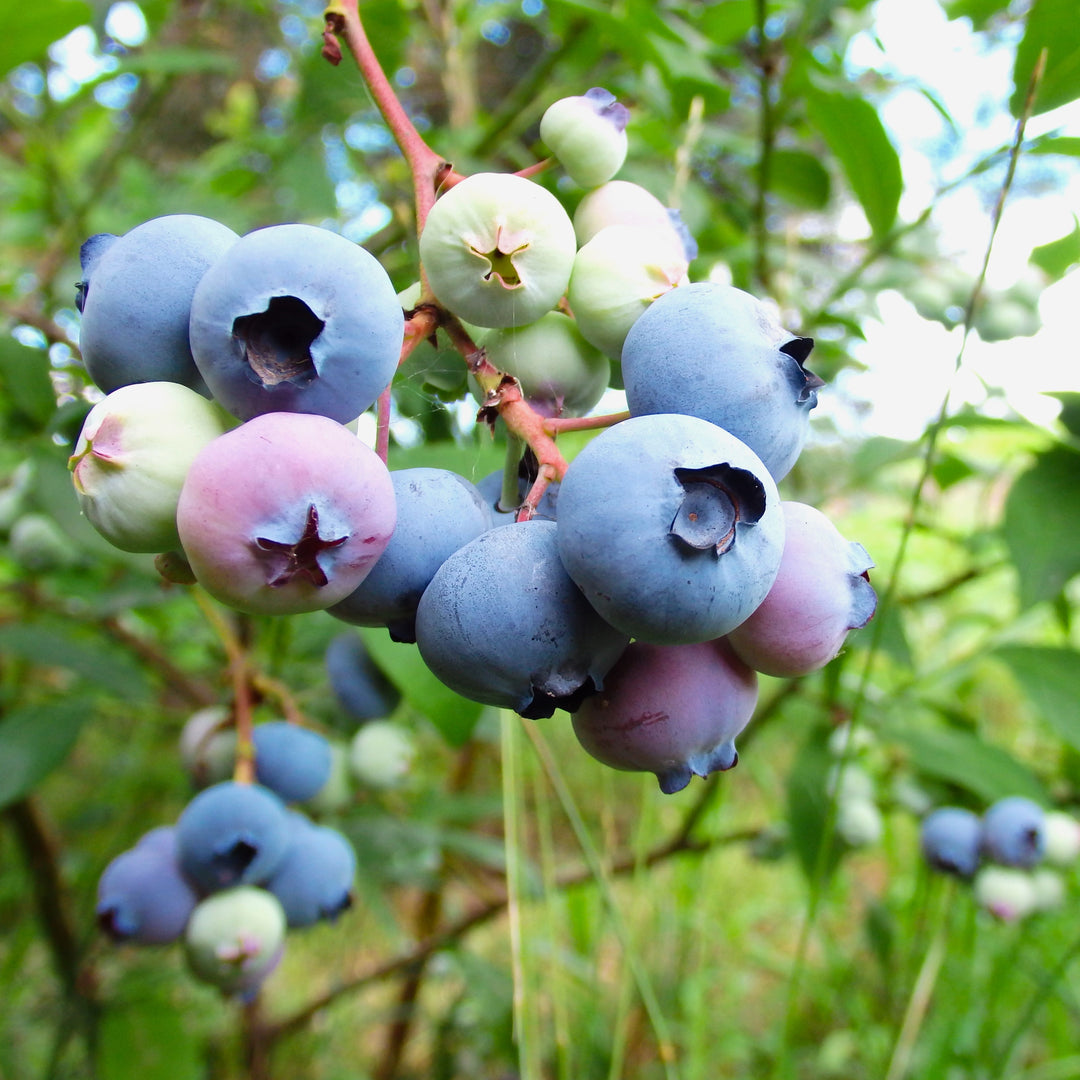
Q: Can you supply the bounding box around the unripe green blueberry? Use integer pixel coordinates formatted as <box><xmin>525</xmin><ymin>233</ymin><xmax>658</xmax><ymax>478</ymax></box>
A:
<box><xmin>540</xmin><ymin>88</ymin><xmax>629</xmax><ymax>189</ymax></box>
<box><xmin>8</xmin><ymin>513</ymin><xmax>76</xmax><ymax>571</ymax></box>
<box><xmin>891</xmin><ymin>775</ymin><xmax>934</xmax><ymax>817</ymax></box>
<box><xmin>469</xmin><ymin>312</ymin><xmax>610</xmax><ymax>417</ymax></box>
<box><xmin>69</xmin><ymin>382</ymin><xmax>227</xmax><ymax>553</ymax></box>
<box><xmin>1041</xmin><ymin>810</ymin><xmax>1080</xmax><ymax>865</ymax></box>
<box><xmin>573</xmin><ymin>180</ymin><xmax>673</xmax><ymax>246</ymax></box>
<box><xmin>826</xmin><ymin>721</ymin><xmax>877</xmax><ymax>759</ymax></box>
<box><xmin>836</xmin><ymin>797</ymin><xmax>883</xmax><ymax>848</ymax></box>
<box><xmin>567</xmin><ymin>223</ymin><xmax>689</xmax><ymax>360</ymax></box>
<box><xmin>0</xmin><ymin>461</ymin><xmax>33</xmax><ymax>533</ymax></box>
<box><xmin>349</xmin><ymin>720</ymin><xmax>415</xmax><ymax>790</ymax></box>
<box><xmin>1031</xmin><ymin>867</ymin><xmax>1066</xmax><ymax>912</ymax></box>
<box><xmin>973</xmin><ymin>866</ymin><xmax>1038</xmax><ymax>922</ymax></box>
<box><xmin>826</xmin><ymin>762</ymin><xmax>875</xmax><ymax>805</ymax></box>
<box><xmin>184</xmin><ymin>886</ymin><xmax>286</xmax><ymax>996</ymax></box>
<box><xmin>419</xmin><ymin>172</ymin><xmax>576</xmax><ymax>329</ymax></box>
<box><xmin>179</xmin><ymin>705</ymin><xmax>237</xmax><ymax>789</ymax></box>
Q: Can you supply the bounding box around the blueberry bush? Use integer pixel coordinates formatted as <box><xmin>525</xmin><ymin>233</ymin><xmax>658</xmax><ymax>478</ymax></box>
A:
<box><xmin>2</xmin><ymin>1</ymin><xmax>1080</xmax><ymax>1078</ymax></box>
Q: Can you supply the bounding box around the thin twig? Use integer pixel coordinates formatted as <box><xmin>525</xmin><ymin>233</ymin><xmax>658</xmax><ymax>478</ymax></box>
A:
<box><xmin>6</xmin><ymin>797</ymin><xmax>96</xmax><ymax>1002</ymax></box>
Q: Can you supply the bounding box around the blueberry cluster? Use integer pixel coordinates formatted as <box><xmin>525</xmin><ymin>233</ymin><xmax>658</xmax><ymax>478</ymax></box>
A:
<box><xmin>97</xmin><ymin>722</ymin><xmax>355</xmax><ymax>997</ymax></box>
<box><xmin>72</xmin><ymin>215</ymin><xmax>402</xmax><ymax>615</ymax></box>
<box><xmin>71</xmin><ymin>87</ymin><xmax>878</xmax><ymax>798</ymax></box>
<box><xmin>919</xmin><ymin>797</ymin><xmax>1080</xmax><ymax>921</ymax></box>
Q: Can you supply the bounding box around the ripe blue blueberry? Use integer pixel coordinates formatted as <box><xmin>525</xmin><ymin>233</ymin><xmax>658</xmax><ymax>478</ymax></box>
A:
<box><xmin>981</xmin><ymin>796</ymin><xmax>1046</xmax><ymax>869</ymax></box>
<box><xmin>74</xmin><ymin>232</ymin><xmax>118</xmax><ymax>313</ymax></box>
<box><xmin>96</xmin><ymin>832</ymin><xmax>200</xmax><ymax>944</ymax></box>
<box><xmin>556</xmin><ymin>413</ymin><xmax>785</xmax><ymax>644</ymax></box>
<box><xmin>189</xmin><ymin>223</ymin><xmax>404</xmax><ymax>424</ymax></box>
<box><xmin>324</xmin><ymin>632</ymin><xmax>401</xmax><ymax>724</ymax></box>
<box><xmin>252</xmin><ymin>721</ymin><xmax>333</xmax><ymax>804</ymax></box>
<box><xmin>176</xmin><ymin>781</ymin><xmax>290</xmax><ymax>893</ymax></box>
<box><xmin>620</xmin><ymin>282</ymin><xmax>823</xmax><ymax>481</ymax></box>
<box><xmin>328</xmin><ymin>467</ymin><xmax>492</xmax><ymax>642</ymax></box>
<box><xmin>919</xmin><ymin>806</ymin><xmax>982</xmax><ymax>879</ymax></box>
<box><xmin>414</xmin><ymin>520</ymin><xmax>630</xmax><ymax>717</ymax></box>
<box><xmin>77</xmin><ymin>215</ymin><xmax>239</xmax><ymax>393</ymax></box>
<box><xmin>264</xmin><ymin>812</ymin><xmax>357</xmax><ymax>927</ymax></box>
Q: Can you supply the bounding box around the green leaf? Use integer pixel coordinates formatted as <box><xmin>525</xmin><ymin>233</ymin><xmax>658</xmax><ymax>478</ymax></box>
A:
<box><xmin>785</xmin><ymin>726</ymin><xmax>845</xmax><ymax>884</ymax></box>
<box><xmin>119</xmin><ymin>49</ymin><xmax>236</xmax><ymax>76</ymax></box>
<box><xmin>0</xmin><ymin>0</ymin><xmax>92</xmax><ymax>76</ymax></box>
<box><xmin>890</xmin><ymin>723</ymin><xmax>1047</xmax><ymax>804</ymax></box>
<box><xmin>1011</xmin><ymin>0</ymin><xmax>1080</xmax><ymax>117</ymax></box>
<box><xmin>942</xmin><ymin>0</ymin><xmax>1011</xmax><ymax>30</ymax></box>
<box><xmin>699</xmin><ymin>0</ymin><xmax>755</xmax><ymax>47</ymax></box>
<box><xmin>1002</xmin><ymin>445</ymin><xmax>1080</xmax><ymax>608</ymax></box>
<box><xmin>0</xmin><ymin>623</ymin><xmax>152</xmax><ymax>701</ymax></box>
<box><xmin>994</xmin><ymin>645</ymin><xmax>1080</xmax><ymax>754</ymax></box>
<box><xmin>1029</xmin><ymin>135</ymin><xmax>1080</xmax><ymax>156</ymax></box>
<box><xmin>867</xmin><ymin>599</ymin><xmax>913</xmax><ymax>670</ymax></box>
<box><xmin>358</xmin><ymin>628</ymin><xmax>483</xmax><ymax>747</ymax></box>
<box><xmin>98</xmin><ymin>974</ymin><xmax>202</xmax><ymax>1080</ymax></box>
<box><xmin>805</xmin><ymin>87</ymin><xmax>903</xmax><ymax>238</ymax></box>
<box><xmin>1046</xmin><ymin>392</ymin><xmax>1080</xmax><ymax>439</ymax></box>
<box><xmin>771</xmin><ymin>149</ymin><xmax>831</xmax><ymax>210</ymax></box>
<box><xmin>1030</xmin><ymin>217</ymin><xmax>1080</xmax><ymax>280</ymax></box>
<box><xmin>0</xmin><ymin>338</ymin><xmax>56</xmax><ymax>427</ymax></box>
<box><xmin>0</xmin><ymin>699</ymin><xmax>87</xmax><ymax>808</ymax></box>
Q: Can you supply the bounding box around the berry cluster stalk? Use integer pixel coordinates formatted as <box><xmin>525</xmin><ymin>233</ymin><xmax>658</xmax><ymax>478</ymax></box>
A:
<box><xmin>323</xmin><ymin>0</ymin><xmax>627</xmax><ymax>513</ymax></box>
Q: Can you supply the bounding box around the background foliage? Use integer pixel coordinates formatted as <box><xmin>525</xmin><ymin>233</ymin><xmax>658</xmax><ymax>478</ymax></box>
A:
<box><xmin>1</xmin><ymin>0</ymin><xmax>1080</xmax><ymax>1078</ymax></box>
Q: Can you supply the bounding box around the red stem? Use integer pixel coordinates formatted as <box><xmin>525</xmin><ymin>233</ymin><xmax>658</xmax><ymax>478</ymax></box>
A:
<box><xmin>328</xmin><ymin>1</ymin><xmax>459</xmax><ymax>233</ymax></box>
<box><xmin>327</xmin><ymin>3</ymin><xmax>626</xmax><ymax>482</ymax></box>
<box><xmin>545</xmin><ymin>410</ymin><xmax>631</xmax><ymax>435</ymax></box>
<box><xmin>375</xmin><ymin>385</ymin><xmax>391</xmax><ymax>464</ymax></box>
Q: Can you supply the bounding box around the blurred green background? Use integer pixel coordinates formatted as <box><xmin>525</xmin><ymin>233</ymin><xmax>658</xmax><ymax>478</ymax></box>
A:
<box><xmin>1</xmin><ymin>0</ymin><xmax>1080</xmax><ymax>1077</ymax></box>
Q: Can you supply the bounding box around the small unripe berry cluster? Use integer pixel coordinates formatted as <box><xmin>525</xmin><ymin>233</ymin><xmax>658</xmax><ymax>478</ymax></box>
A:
<box><xmin>919</xmin><ymin>796</ymin><xmax>1080</xmax><ymax>921</ymax></box>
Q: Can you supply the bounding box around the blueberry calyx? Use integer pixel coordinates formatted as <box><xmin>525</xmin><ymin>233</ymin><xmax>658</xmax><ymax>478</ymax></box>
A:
<box><xmin>847</xmin><ymin>541</ymin><xmax>878</xmax><ymax>628</ymax></box>
<box><xmin>520</xmin><ymin>675</ymin><xmax>600</xmax><ymax>720</ymax></box>
<box><xmin>670</xmin><ymin>464</ymin><xmax>767</xmax><ymax>554</ymax></box>
<box><xmin>210</xmin><ymin>837</ymin><xmax>259</xmax><ymax>887</ymax></box>
<box><xmin>583</xmin><ymin>87</ymin><xmax>631</xmax><ymax>133</ymax></box>
<box><xmin>779</xmin><ymin>336</ymin><xmax>825</xmax><ymax>405</ymax></box>
<box><xmin>75</xmin><ymin>232</ymin><xmax>120</xmax><ymax>312</ymax></box>
<box><xmin>232</xmin><ymin>295</ymin><xmax>325</xmax><ymax>388</ymax></box>
<box><xmin>97</xmin><ymin>904</ymin><xmax>136</xmax><ymax>942</ymax></box>
<box><xmin>470</xmin><ymin>227</ymin><xmax>528</xmax><ymax>288</ymax></box>
<box><xmin>254</xmin><ymin>503</ymin><xmax>348</xmax><ymax>588</ymax></box>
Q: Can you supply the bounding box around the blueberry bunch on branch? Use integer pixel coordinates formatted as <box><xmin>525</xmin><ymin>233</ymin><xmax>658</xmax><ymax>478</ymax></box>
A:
<box><xmin>69</xmin><ymin>1</ymin><xmax>893</xmax><ymax>1002</ymax></box>
<box><xmin>71</xmin><ymin>3</ymin><xmax>880</xmax><ymax>834</ymax></box>
<box><xmin>96</xmin><ymin>722</ymin><xmax>355</xmax><ymax>997</ymax></box>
